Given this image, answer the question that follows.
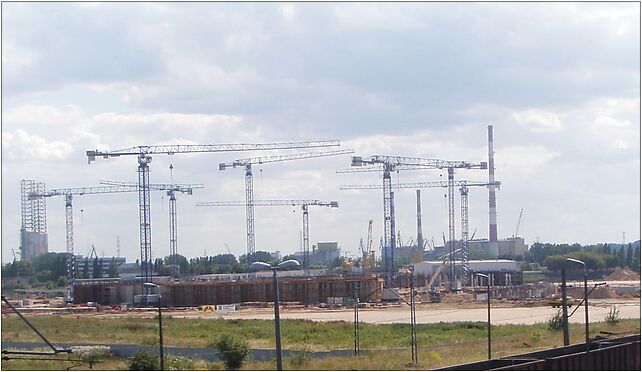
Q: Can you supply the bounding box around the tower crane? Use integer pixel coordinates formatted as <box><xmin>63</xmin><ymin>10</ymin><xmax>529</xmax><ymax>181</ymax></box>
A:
<box><xmin>218</xmin><ymin>149</ymin><xmax>352</xmax><ymax>258</ymax></box>
<box><xmin>338</xmin><ymin>155</ymin><xmax>487</xmax><ymax>288</ymax></box>
<box><xmin>196</xmin><ymin>199</ymin><xmax>338</xmax><ymax>269</ymax></box>
<box><xmin>86</xmin><ymin>140</ymin><xmax>340</xmax><ymax>292</ymax></box>
<box><xmin>340</xmin><ymin>179</ymin><xmax>500</xmax><ymax>287</ymax></box>
<box><xmin>27</xmin><ymin>182</ymin><xmax>198</xmax><ymax>302</ymax></box>
<box><xmin>100</xmin><ymin>180</ymin><xmax>204</xmax><ymax>277</ymax></box>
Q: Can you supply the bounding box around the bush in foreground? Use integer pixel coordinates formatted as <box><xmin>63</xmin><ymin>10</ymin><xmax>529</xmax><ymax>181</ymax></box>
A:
<box><xmin>128</xmin><ymin>350</ymin><xmax>159</xmax><ymax>370</ymax></box>
<box><xmin>212</xmin><ymin>333</ymin><xmax>249</xmax><ymax>370</ymax></box>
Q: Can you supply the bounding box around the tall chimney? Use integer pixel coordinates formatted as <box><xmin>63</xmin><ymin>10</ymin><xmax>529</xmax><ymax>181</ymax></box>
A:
<box><xmin>416</xmin><ymin>190</ymin><xmax>424</xmax><ymax>250</ymax></box>
<box><xmin>488</xmin><ymin>125</ymin><xmax>498</xmax><ymax>242</ymax></box>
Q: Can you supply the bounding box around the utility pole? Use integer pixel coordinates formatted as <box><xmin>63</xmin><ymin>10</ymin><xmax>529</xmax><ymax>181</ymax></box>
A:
<box><xmin>561</xmin><ymin>268</ymin><xmax>570</xmax><ymax>346</ymax></box>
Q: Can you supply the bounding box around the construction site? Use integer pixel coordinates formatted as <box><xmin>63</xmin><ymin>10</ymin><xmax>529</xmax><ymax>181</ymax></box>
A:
<box><xmin>11</xmin><ymin>125</ymin><xmax>641</xmax><ymax>309</ymax></box>
<box><xmin>6</xmin><ymin>125</ymin><xmax>640</xmax><ymax>372</ymax></box>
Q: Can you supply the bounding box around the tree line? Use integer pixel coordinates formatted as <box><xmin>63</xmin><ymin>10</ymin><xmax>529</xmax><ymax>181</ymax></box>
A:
<box><xmin>527</xmin><ymin>242</ymin><xmax>640</xmax><ymax>271</ymax></box>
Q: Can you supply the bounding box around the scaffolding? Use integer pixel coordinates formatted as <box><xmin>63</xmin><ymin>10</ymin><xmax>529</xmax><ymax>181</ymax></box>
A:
<box><xmin>20</xmin><ymin>180</ymin><xmax>48</xmax><ymax>260</ymax></box>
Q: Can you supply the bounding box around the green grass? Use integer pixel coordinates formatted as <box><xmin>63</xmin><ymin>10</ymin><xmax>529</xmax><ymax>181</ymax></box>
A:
<box><xmin>0</xmin><ymin>356</ymin><xmax>127</xmax><ymax>371</ymax></box>
<box><xmin>0</xmin><ymin>317</ymin><xmax>639</xmax><ymax>371</ymax></box>
<box><xmin>2</xmin><ymin>314</ymin><xmax>639</xmax><ymax>353</ymax></box>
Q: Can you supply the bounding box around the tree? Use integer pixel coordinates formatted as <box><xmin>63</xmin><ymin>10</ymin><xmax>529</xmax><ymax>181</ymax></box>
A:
<box><xmin>108</xmin><ymin>257</ymin><xmax>119</xmax><ymax>278</ymax></box>
<box><xmin>92</xmin><ymin>257</ymin><xmax>102</xmax><ymax>279</ymax></box>
<box><xmin>626</xmin><ymin>243</ymin><xmax>633</xmax><ymax>266</ymax></box>
<box><xmin>617</xmin><ymin>245</ymin><xmax>626</xmax><ymax>265</ymax></box>
<box><xmin>241</xmin><ymin>251</ymin><xmax>273</xmax><ymax>265</ymax></box>
<box><xmin>82</xmin><ymin>260</ymin><xmax>90</xmax><ymax>279</ymax></box>
<box><xmin>164</xmin><ymin>254</ymin><xmax>190</xmax><ymax>275</ymax></box>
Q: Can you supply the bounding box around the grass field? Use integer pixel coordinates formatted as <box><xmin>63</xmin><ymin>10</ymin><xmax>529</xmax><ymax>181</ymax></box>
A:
<box><xmin>1</xmin><ymin>316</ymin><xmax>639</xmax><ymax>370</ymax></box>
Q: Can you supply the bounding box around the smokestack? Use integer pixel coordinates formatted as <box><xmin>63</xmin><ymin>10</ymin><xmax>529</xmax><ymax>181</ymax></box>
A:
<box><xmin>488</xmin><ymin>125</ymin><xmax>498</xmax><ymax>242</ymax></box>
<box><xmin>416</xmin><ymin>190</ymin><xmax>424</xmax><ymax>250</ymax></box>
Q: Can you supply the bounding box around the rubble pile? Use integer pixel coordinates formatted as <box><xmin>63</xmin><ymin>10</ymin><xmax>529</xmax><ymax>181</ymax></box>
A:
<box><xmin>606</xmin><ymin>267</ymin><xmax>641</xmax><ymax>281</ymax></box>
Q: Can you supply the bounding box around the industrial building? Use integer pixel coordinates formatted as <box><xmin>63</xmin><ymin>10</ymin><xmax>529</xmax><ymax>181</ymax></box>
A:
<box><xmin>74</xmin><ymin>255</ymin><xmax>127</xmax><ymax>278</ymax></box>
<box><xmin>73</xmin><ymin>274</ymin><xmax>384</xmax><ymax>306</ymax></box>
<box><xmin>293</xmin><ymin>242</ymin><xmax>341</xmax><ymax>266</ymax></box>
<box><xmin>429</xmin><ymin>237</ymin><xmax>528</xmax><ymax>260</ymax></box>
<box><xmin>468</xmin><ymin>237</ymin><xmax>528</xmax><ymax>258</ymax></box>
<box><xmin>412</xmin><ymin>259</ymin><xmax>522</xmax><ymax>286</ymax></box>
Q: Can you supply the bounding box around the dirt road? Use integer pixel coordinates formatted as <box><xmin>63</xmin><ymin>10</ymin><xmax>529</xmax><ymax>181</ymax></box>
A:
<box><xmin>195</xmin><ymin>299</ymin><xmax>640</xmax><ymax>325</ymax></box>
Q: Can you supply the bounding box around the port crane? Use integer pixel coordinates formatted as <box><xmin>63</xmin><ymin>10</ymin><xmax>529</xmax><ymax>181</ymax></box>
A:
<box><xmin>218</xmin><ymin>149</ymin><xmax>352</xmax><ymax>257</ymax></box>
<box><xmin>86</xmin><ymin>140</ymin><xmax>340</xmax><ymax>291</ymax></box>
<box><xmin>338</xmin><ymin>155</ymin><xmax>487</xmax><ymax>287</ymax></box>
<box><xmin>100</xmin><ymin>180</ymin><xmax>204</xmax><ymax>276</ymax></box>
<box><xmin>340</xmin><ymin>179</ymin><xmax>499</xmax><ymax>286</ymax></box>
<box><xmin>27</xmin><ymin>182</ymin><xmax>198</xmax><ymax>302</ymax></box>
<box><xmin>197</xmin><ymin>199</ymin><xmax>338</xmax><ymax>268</ymax></box>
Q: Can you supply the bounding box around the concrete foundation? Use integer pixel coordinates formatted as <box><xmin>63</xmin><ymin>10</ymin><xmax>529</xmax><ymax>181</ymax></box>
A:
<box><xmin>73</xmin><ymin>275</ymin><xmax>384</xmax><ymax>307</ymax></box>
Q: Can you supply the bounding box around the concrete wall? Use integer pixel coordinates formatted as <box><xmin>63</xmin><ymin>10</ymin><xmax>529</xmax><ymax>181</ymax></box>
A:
<box><xmin>73</xmin><ymin>275</ymin><xmax>384</xmax><ymax>306</ymax></box>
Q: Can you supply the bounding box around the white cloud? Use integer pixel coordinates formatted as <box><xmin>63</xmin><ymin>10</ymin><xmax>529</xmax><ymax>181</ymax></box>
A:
<box><xmin>1</xmin><ymin>3</ymin><xmax>640</xmax><ymax>262</ymax></box>
<box><xmin>280</xmin><ymin>4</ymin><xmax>296</xmax><ymax>21</ymax></box>
<box><xmin>3</xmin><ymin>104</ymin><xmax>84</xmax><ymax>125</ymax></box>
<box><xmin>513</xmin><ymin>110</ymin><xmax>563</xmax><ymax>133</ymax></box>
<box><xmin>495</xmin><ymin>145</ymin><xmax>560</xmax><ymax>175</ymax></box>
<box><xmin>2</xmin><ymin>129</ymin><xmax>74</xmax><ymax>161</ymax></box>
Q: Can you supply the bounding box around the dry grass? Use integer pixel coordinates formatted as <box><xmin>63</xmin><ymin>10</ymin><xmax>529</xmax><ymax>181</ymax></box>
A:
<box><xmin>0</xmin><ymin>314</ymin><xmax>639</xmax><ymax>370</ymax></box>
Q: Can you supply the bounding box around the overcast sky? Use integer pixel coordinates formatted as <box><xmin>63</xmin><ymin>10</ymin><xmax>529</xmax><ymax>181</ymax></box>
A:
<box><xmin>2</xmin><ymin>2</ymin><xmax>640</xmax><ymax>264</ymax></box>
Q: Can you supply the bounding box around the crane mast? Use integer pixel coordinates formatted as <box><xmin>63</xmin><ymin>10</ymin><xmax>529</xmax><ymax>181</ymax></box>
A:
<box><xmin>343</xmin><ymin>155</ymin><xmax>487</xmax><ymax>288</ymax></box>
<box><xmin>197</xmin><ymin>199</ymin><xmax>338</xmax><ymax>269</ymax></box>
<box><xmin>29</xmin><ymin>182</ymin><xmax>202</xmax><ymax>302</ymax></box>
<box><xmin>87</xmin><ymin>140</ymin><xmax>341</xmax><ymax>293</ymax></box>
<box><xmin>219</xmin><ymin>149</ymin><xmax>351</xmax><ymax>259</ymax></box>
<box><xmin>100</xmin><ymin>180</ymin><xmax>203</xmax><ymax>277</ymax></box>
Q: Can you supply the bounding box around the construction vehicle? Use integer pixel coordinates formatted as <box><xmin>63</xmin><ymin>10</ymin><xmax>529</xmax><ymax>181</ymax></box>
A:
<box><xmin>546</xmin><ymin>295</ymin><xmax>580</xmax><ymax>308</ymax></box>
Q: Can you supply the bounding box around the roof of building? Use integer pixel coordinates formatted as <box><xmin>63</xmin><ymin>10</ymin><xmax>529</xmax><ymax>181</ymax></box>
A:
<box><xmin>416</xmin><ymin>259</ymin><xmax>517</xmax><ymax>264</ymax></box>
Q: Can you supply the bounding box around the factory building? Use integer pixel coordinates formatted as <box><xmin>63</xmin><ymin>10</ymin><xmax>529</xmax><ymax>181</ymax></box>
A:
<box><xmin>412</xmin><ymin>259</ymin><xmax>522</xmax><ymax>286</ymax></box>
<box><xmin>293</xmin><ymin>242</ymin><xmax>341</xmax><ymax>266</ymax></box>
<box><xmin>468</xmin><ymin>237</ymin><xmax>528</xmax><ymax>258</ymax></box>
<box><xmin>428</xmin><ymin>237</ymin><xmax>528</xmax><ymax>261</ymax></box>
<box><xmin>73</xmin><ymin>274</ymin><xmax>384</xmax><ymax>306</ymax></box>
<box><xmin>74</xmin><ymin>256</ymin><xmax>127</xmax><ymax>278</ymax></box>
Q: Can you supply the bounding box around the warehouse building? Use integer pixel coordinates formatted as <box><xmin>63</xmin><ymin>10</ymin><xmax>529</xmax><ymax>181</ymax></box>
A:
<box><xmin>412</xmin><ymin>259</ymin><xmax>522</xmax><ymax>286</ymax></box>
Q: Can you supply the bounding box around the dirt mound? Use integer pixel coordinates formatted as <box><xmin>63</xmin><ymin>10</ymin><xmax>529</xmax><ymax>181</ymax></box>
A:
<box><xmin>606</xmin><ymin>267</ymin><xmax>641</xmax><ymax>281</ymax></box>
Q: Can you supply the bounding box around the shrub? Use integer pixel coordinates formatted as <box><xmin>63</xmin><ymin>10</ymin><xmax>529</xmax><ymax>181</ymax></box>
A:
<box><xmin>212</xmin><ymin>333</ymin><xmax>249</xmax><ymax>370</ymax></box>
<box><xmin>547</xmin><ymin>309</ymin><xmax>564</xmax><ymax>331</ymax></box>
<box><xmin>128</xmin><ymin>350</ymin><xmax>159</xmax><ymax>370</ymax></box>
<box><xmin>166</xmin><ymin>355</ymin><xmax>195</xmax><ymax>371</ymax></box>
<box><xmin>71</xmin><ymin>345</ymin><xmax>111</xmax><ymax>362</ymax></box>
<box><xmin>529</xmin><ymin>330</ymin><xmax>542</xmax><ymax>343</ymax></box>
<box><xmin>287</xmin><ymin>346</ymin><xmax>313</xmax><ymax>369</ymax></box>
<box><xmin>605</xmin><ymin>306</ymin><xmax>620</xmax><ymax>324</ymax></box>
